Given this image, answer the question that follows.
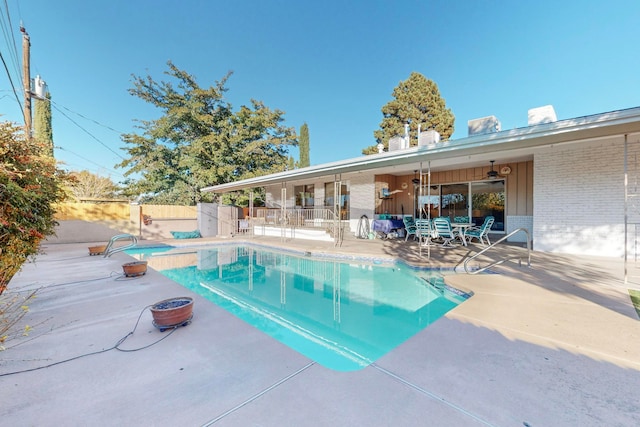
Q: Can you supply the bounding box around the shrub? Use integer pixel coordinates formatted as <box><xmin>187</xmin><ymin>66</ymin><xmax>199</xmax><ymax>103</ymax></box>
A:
<box><xmin>0</xmin><ymin>121</ymin><xmax>69</xmax><ymax>294</ymax></box>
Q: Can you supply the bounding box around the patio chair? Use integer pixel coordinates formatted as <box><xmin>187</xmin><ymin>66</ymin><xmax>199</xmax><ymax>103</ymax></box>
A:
<box><xmin>432</xmin><ymin>217</ymin><xmax>460</xmax><ymax>247</ymax></box>
<box><xmin>403</xmin><ymin>216</ymin><xmax>417</xmax><ymax>241</ymax></box>
<box><xmin>465</xmin><ymin>216</ymin><xmax>495</xmax><ymax>246</ymax></box>
<box><xmin>415</xmin><ymin>219</ymin><xmax>434</xmax><ymax>246</ymax></box>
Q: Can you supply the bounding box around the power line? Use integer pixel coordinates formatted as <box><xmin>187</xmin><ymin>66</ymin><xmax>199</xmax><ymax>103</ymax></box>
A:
<box><xmin>0</xmin><ymin>49</ymin><xmax>24</xmax><ymax>120</ymax></box>
<box><xmin>50</xmin><ymin>99</ymin><xmax>126</xmax><ymax>134</ymax></box>
<box><xmin>51</xmin><ymin>103</ymin><xmax>126</xmax><ymax>160</ymax></box>
<box><xmin>0</xmin><ymin>0</ymin><xmax>21</xmax><ymax>84</ymax></box>
<box><xmin>55</xmin><ymin>145</ymin><xmax>127</xmax><ymax>179</ymax></box>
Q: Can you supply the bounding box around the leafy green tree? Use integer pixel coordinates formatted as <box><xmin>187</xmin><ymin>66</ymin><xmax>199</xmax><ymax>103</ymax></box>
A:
<box><xmin>287</xmin><ymin>155</ymin><xmax>295</xmax><ymax>170</ymax></box>
<box><xmin>299</xmin><ymin>122</ymin><xmax>310</xmax><ymax>167</ymax></box>
<box><xmin>118</xmin><ymin>61</ymin><xmax>297</xmax><ymax>205</ymax></box>
<box><xmin>0</xmin><ymin>121</ymin><xmax>68</xmax><ymax>294</ymax></box>
<box><xmin>34</xmin><ymin>93</ymin><xmax>53</xmax><ymax>157</ymax></box>
<box><xmin>363</xmin><ymin>72</ymin><xmax>455</xmax><ymax>154</ymax></box>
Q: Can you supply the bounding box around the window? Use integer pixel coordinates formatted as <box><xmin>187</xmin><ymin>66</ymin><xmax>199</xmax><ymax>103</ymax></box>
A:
<box><xmin>294</xmin><ymin>184</ymin><xmax>314</xmax><ymax>208</ymax></box>
<box><xmin>325</xmin><ymin>182</ymin><xmax>349</xmax><ymax>219</ymax></box>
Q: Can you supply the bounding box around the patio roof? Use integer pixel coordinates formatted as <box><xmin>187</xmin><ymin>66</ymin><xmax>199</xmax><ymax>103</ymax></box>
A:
<box><xmin>201</xmin><ymin>106</ymin><xmax>640</xmax><ymax>194</ymax></box>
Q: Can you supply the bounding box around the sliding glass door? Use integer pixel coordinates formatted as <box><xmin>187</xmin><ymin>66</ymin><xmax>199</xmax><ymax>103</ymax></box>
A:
<box><xmin>422</xmin><ymin>180</ymin><xmax>505</xmax><ymax>231</ymax></box>
<box><xmin>440</xmin><ymin>184</ymin><xmax>468</xmax><ymax>222</ymax></box>
<box><xmin>470</xmin><ymin>181</ymin><xmax>505</xmax><ymax>231</ymax></box>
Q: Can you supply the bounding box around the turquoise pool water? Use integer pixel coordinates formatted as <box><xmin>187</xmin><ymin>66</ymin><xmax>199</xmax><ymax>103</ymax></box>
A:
<box><xmin>128</xmin><ymin>245</ymin><xmax>469</xmax><ymax>371</ymax></box>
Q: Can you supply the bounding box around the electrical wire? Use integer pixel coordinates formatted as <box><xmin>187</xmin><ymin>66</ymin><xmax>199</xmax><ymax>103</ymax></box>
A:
<box><xmin>1</xmin><ymin>0</ymin><xmax>21</xmax><ymax>79</ymax></box>
<box><xmin>0</xmin><ymin>1</ymin><xmax>25</xmax><ymax>122</ymax></box>
<box><xmin>50</xmin><ymin>99</ymin><xmax>126</xmax><ymax>135</ymax></box>
<box><xmin>51</xmin><ymin>103</ymin><xmax>126</xmax><ymax>160</ymax></box>
<box><xmin>0</xmin><ymin>304</ymin><xmax>180</xmax><ymax>377</ymax></box>
<box><xmin>0</xmin><ymin>0</ymin><xmax>20</xmax><ymax>81</ymax></box>
<box><xmin>0</xmin><ymin>49</ymin><xmax>24</xmax><ymax>119</ymax></box>
<box><xmin>55</xmin><ymin>145</ymin><xmax>127</xmax><ymax>179</ymax></box>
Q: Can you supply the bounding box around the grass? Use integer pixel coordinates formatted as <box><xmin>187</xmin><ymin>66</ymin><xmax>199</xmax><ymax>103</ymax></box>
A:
<box><xmin>630</xmin><ymin>290</ymin><xmax>640</xmax><ymax>318</ymax></box>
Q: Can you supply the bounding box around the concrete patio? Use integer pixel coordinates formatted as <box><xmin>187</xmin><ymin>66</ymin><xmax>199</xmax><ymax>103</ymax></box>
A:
<box><xmin>1</xmin><ymin>235</ymin><xmax>639</xmax><ymax>426</ymax></box>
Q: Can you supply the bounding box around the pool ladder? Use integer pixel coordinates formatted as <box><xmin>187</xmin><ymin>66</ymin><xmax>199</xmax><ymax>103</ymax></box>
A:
<box><xmin>462</xmin><ymin>228</ymin><xmax>531</xmax><ymax>274</ymax></box>
<box><xmin>103</xmin><ymin>233</ymin><xmax>138</xmax><ymax>257</ymax></box>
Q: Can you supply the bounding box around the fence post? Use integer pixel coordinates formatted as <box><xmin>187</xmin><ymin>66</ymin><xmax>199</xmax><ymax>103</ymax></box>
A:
<box><xmin>130</xmin><ymin>203</ymin><xmax>142</xmax><ymax>238</ymax></box>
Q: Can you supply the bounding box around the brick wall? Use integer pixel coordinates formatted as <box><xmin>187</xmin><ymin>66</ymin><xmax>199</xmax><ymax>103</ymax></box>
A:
<box><xmin>533</xmin><ymin>135</ymin><xmax>639</xmax><ymax>257</ymax></box>
<box><xmin>347</xmin><ymin>174</ymin><xmax>375</xmax><ymax>233</ymax></box>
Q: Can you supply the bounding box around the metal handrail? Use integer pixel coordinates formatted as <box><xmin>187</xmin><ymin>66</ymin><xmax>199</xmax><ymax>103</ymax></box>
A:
<box><xmin>463</xmin><ymin>228</ymin><xmax>531</xmax><ymax>274</ymax></box>
<box><xmin>103</xmin><ymin>233</ymin><xmax>138</xmax><ymax>257</ymax></box>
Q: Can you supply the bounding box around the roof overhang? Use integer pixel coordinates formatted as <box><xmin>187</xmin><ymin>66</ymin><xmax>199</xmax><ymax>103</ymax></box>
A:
<box><xmin>202</xmin><ymin>107</ymin><xmax>640</xmax><ymax>193</ymax></box>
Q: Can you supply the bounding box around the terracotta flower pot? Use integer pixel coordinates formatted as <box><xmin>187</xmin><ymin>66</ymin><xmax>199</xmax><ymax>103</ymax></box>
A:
<box><xmin>150</xmin><ymin>297</ymin><xmax>194</xmax><ymax>331</ymax></box>
<box><xmin>122</xmin><ymin>261</ymin><xmax>148</xmax><ymax>277</ymax></box>
<box><xmin>88</xmin><ymin>245</ymin><xmax>107</xmax><ymax>256</ymax></box>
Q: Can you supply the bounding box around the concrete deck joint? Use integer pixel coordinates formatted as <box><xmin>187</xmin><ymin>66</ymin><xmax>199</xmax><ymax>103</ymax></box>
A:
<box><xmin>372</xmin><ymin>363</ymin><xmax>495</xmax><ymax>427</ymax></box>
<box><xmin>201</xmin><ymin>362</ymin><xmax>316</xmax><ymax>426</ymax></box>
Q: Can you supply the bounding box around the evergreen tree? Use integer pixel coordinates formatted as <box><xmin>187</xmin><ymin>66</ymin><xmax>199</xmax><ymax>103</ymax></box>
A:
<box><xmin>34</xmin><ymin>93</ymin><xmax>53</xmax><ymax>157</ymax></box>
<box><xmin>363</xmin><ymin>72</ymin><xmax>455</xmax><ymax>154</ymax></box>
<box><xmin>117</xmin><ymin>61</ymin><xmax>297</xmax><ymax>205</ymax></box>
<box><xmin>299</xmin><ymin>122</ymin><xmax>310</xmax><ymax>167</ymax></box>
<box><xmin>287</xmin><ymin>155</ymin><xmax>295</xmax><ymax>170</ymax></box>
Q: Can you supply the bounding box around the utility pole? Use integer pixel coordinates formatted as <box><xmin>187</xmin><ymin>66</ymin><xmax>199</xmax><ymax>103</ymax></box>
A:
<box><xmin>21</xmin><ymin>25</ymin><xmax>31</xmax><ymax>139</ymax></box>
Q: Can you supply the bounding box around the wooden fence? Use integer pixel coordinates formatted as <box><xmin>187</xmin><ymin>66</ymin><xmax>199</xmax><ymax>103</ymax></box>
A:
<box><xmin>53</xmin><ymin>203</ymin><xmax>198</xmax><ymax>221</ymax></box>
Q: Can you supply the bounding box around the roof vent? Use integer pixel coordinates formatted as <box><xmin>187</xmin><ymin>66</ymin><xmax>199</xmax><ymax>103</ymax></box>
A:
<box><xmin>468</xmin><ymin>115</ymin><xmax>501</xmax><ymax>136</ymax></box>
<box><xmin>418</xmin><ymin>130</ymin><xmax>440</xmax><ymax>146</ymax></box>
<box><xmin>528</xmin><ymin>105</ymin><xmax>557</xmax><ymax>125</ymax></box>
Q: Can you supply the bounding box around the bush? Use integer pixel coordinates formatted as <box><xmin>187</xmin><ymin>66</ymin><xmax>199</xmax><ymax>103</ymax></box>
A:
<box><xmin>0</xmin><ymin>121</ymin><xmax>68</xmax><ymax>294</ymax></box>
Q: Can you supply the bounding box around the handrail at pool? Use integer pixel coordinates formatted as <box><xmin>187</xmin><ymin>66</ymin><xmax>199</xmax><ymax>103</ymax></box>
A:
<box><xmin>463</xmin><ymin>228</ymin><xmax>531</xmax><ymax>274</ymax></box>
<box><xmin>103</xmin><ymin>233</ymin><xmax>138</xmax><ymax>257</ymax></box>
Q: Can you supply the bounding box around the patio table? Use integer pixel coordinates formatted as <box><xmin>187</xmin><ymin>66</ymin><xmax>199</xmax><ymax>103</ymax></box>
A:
<box><xmin>451</xmin><ymin>222</ymin><xmax>474</xmax><ymax>246</ymax></box>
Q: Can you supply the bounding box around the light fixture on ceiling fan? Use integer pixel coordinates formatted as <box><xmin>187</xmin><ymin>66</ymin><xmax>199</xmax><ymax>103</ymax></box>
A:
<box><xmin>487</xmin><ymin>160</ymin><xmax>499</xmax><ymax>179</ymax></box>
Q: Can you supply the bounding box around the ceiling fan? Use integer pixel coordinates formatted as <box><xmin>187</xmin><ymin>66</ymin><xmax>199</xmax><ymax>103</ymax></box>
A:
<box><xmin>411</xmin><ymin>170</ymin><xmax>420</xmax><ymax>186</ymax></box>
<box><xmin>487</xmin><ymin>160</ymin><xmax>499</xmax><ymax>179</ymax></box>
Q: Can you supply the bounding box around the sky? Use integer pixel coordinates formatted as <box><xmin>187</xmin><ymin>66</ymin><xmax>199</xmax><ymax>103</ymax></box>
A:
<box><xmin>1</xmin><ymin>0</ymin><xmax>640</xmax><ymax>184</ymax></box>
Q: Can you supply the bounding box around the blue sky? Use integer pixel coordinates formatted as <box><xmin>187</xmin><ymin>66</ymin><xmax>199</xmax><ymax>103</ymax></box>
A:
<box><xmin>1</xmin><ymin>1</ymin><xmax>639</xmax><ymax>184</ymax></box>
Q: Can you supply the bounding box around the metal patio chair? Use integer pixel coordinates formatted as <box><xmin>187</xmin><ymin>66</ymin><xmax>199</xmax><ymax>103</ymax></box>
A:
<box><xmin>465</xmin><ymin>216</ymin><xmax>495</xmax><ymax>246</ymax></box>
<box><xmin>432</xmin><ymin>217</ymin><xmax>460</xmax><ymax>247</ymax></box>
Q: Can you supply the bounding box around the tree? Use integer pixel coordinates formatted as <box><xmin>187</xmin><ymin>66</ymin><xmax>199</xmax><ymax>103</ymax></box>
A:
<box><xmin>299</xmin><ymin>123</ymin><xmax>310</xmax><ymax>167</ymax></box>
<box><xmin>117</xmin><ymin>61</ymin><xmax>297</xmax><ymax>205</ymax></box>
<box><xmin>34</xmin><ymin>93</ymin><xmax>53</xmax><ymax>157</ymax></box>
<box><xmin>0</xmin><ymin>121</ymin><xmax>68</xmax><ymax>294</ymax></box>
<box><xmin>67</xmin><ymin>170</ymin><xmax>120</xmax><ymax>200</ymax></box>
<box><xmin>363</xmin><ymin>72</ymin><xmax>455</xmax><ymax>154</ymax></box>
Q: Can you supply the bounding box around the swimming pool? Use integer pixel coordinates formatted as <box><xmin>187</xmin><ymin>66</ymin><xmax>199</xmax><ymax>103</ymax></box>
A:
<box><xmin>129</xmin><ymin>244</ymin><xmax>470</xmax><ymax>371</ymax></box>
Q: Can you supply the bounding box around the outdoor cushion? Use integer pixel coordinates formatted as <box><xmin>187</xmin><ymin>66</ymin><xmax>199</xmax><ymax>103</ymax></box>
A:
<box><xmin>170</xmin><ymin>230</ymin><xmax>202</xmax><ymax>239</ymax></box>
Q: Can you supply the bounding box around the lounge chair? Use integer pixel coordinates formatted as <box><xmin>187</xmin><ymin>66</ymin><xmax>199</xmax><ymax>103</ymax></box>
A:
<box><xmin>415</xmin><ymin>219</ymin><xmax>434</xmax><ymax>246</ymax></box>
<box><xmin>432</xmin><ymin>217</ymin><xmax>460</xmax><ymax>247</ymax></box>
<box><xmin>403</xmin><ymin>216</ymin><xmax>417</xmax><ymax>241</ymax></box>
<box><xmin>465</xmin><ymin>216</ymin><xmax>495</xmax><ymax>246</ymax></box>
